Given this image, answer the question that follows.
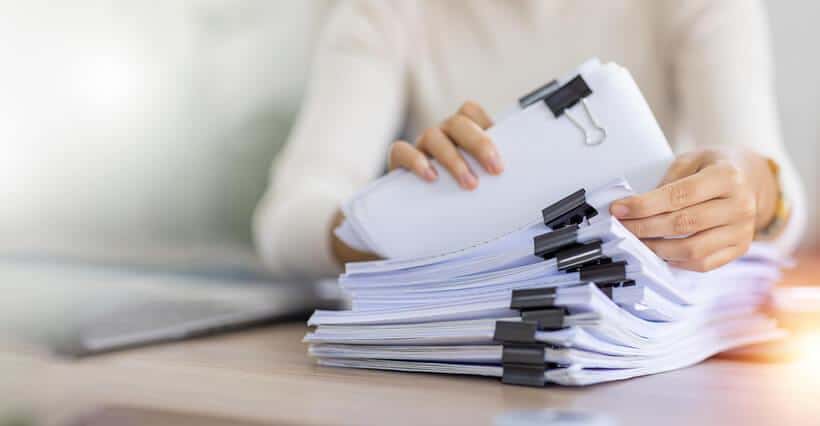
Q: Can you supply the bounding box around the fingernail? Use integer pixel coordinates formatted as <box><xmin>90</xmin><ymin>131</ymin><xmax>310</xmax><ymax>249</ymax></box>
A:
<box><xmin>610</xmin><ymin>203</ymin><xmax>629</xmax><ymax>218</ymax></box>
<box><xmin>416</xmin><ymin>157</ymin><xmax>437</xmax><ymax>182</ymax></box>
<box><xmin>458</xmin><ymin>171</ymin><xmax>478</xmax><ymax>190</ymax></box>
<box><xmin>422</xmin><ymin>166</ymin><xmax>437</xmax><ymax>181</ymax></box>
<box><xmin>486</xmin><ymin>151</ymin><xmax>504</xmax><ymax>175</ymax></box>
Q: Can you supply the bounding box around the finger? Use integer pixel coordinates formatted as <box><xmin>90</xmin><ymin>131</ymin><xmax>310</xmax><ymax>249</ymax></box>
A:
<box><xmin>441</xmin><ymin>114</ymin><xmax>503</xmax><ymax>175</ymax></box>
<box><xmin>619</xmin><ymin>197</ymin><xmax>752</xmax><ymax>238</ymax></box>
<box><xmin>658</xmin><ymin>152</ymin><xmax>705</xmax><ymax>186</ymax></box>
<box><xmin>643</xmin><ymin>222</ymin><xmax>754</xmax><ymax>262</ymax></box>
<box><xmin>457</xmin><ymin>100</ymin><xmax>493</xmax><ymax>130</ymax></box>
<box><xmin>417</xmin><ymin>128</ymin><xmax>478</xmax><ymax>190</ymax></box>
<box><xmin>610</xmin><ymin>162</ymin><xmax>741</xmax><ymax>219</ymax></box>
<box><xmin>668</xmin><ymin>242</ymin><xmax>751</xmax><ymax>272</ymax></box>
<box><xmin>388</xmin><ymin>141</ymin><xmax>437</xmax><ymax>181</ymax></box>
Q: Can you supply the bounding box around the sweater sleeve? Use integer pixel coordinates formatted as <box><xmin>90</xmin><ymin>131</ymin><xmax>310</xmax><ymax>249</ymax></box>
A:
<box><xmin>253</xmin><ymin>1</ymin><xmax>408</xmax><ymax>279</ymax></box>
<box><xmin>666</xmin><ymin>0</ymin><xmax>808</xmax><ymax>255</ymax></box>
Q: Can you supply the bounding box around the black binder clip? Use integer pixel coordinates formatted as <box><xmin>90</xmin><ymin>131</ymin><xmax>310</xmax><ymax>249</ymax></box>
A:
<box><xmin>494</xmin><ymin>321</ymin><xmax>563</xmax><ymax>387</ymax></box>
<box><xmin>520</xmin><ymin>308</ymin><xmax>569</xmax><ymax>330</ymax></box>
<box><xmin>544</xmin><ymin>75</ymin><xmax>607</xmax><ymax>146</ymax></box>
<box><xmin>555</xmin><ymin>240</ymin><xmax>610</xmax><ymax>271</ymax></box>
<box><xmin>494</xmin><ymin>312</ymin><xmax>568</xmax><ymax>342</ymax></box>
<box><xmin>494</xmin><ymin>321</ymin><xmax>539</xmax><ymax>343</ymax></box>
<box><xmin>510</xmin><ymin>287</ymin><xmax>559</xmax><ymax>310</ymax></box>
<box><xmin>518</xmin><ymin>80</ymin><xmax>559</xmax><ymax>108</ymax></box>
<box><xmin>500</xmin><ymin>342</ymin><xmax>559</xmax><ymax>387</ymax></box>
<box><xmin>578</xmin><ymin>261</ymin><xmax>637</xmax><ymax>299</ymax></box>
<box><xmin>596</xmin><ymin>280</ymin><xmax>636</xmax><ymax>299</ymax></box>
<box><xmin>533</xmin><ymin>225</ymin><xmax>580</xmax><ymax>259</ymax></box>
<box><xmin>541</xmin><ymin>189</ymin><xmax>598</xmax><ymax>229</ymax></box>
<box><xmin>533</xmin><ymin>225</ymin><xmax>611</xmax><ymax>271</ymax></box>
<box><xmin>578</xmin><ymin>261</ymin><xmax>627</xmax><ymax>284</ymax></box>
<box><xmin>494</xmin><ymin>288</ymin><xmax>570</xmax><ymax>387</ymax></box>
<box><xmin>501</xmin><ymin>362</ymin><xmax>557</xmax><ymax>387</ymax></box>
<box><xmin>494</xmin><ymin>320</ymin><xmax>551</xmax><ymax>386</ymax></box>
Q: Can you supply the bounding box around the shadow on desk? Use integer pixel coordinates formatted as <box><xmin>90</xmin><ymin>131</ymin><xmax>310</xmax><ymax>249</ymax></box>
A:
<box><xmin>66</xmin><ymin>406</ymin><xmax>279</xmax><ymax>426</ymax></box>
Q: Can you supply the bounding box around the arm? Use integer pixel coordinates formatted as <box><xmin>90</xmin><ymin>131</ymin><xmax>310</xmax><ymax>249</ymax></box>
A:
<box><xmin>253</xmin><ymin>1</ymin><xmax>409</xmax><ymax>279</ymax></box>
<box><xmin>610</xmin><ymin>0</ymin><xmax>807</xmax><ymax>270</ymax></box>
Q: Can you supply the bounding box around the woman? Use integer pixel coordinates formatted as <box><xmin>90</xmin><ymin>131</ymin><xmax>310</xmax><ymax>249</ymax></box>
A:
<box><xmin>254</xmin><ymin>0</ymin><xmax>806</xmax><ymax>279</ymax></box>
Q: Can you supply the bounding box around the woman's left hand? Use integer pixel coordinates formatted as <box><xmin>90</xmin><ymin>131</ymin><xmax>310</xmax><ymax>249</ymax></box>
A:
<box><xmin>610</xmin><ymin>148</ymin><xmax>779</xmax><ymax>272</ymax></box>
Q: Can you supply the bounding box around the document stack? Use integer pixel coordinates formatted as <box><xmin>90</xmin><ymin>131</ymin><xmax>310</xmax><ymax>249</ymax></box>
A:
<box><xmin>305</xmin><ymin>60</ymin><xmax>787</xmax><ymax>386</ymax></box>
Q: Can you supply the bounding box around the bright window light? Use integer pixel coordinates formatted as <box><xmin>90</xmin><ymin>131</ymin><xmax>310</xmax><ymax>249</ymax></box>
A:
<box><xmin>70</xmin><ymin>53</ymin><xmax>144</xmax><ymax>113</ymax></box>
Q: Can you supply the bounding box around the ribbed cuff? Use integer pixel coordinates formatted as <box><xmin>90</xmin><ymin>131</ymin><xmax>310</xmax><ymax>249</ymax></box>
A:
<box><xmin>253</xmin><ymin>187</ymin><xmax>346</xmax><ymax>280</ymax></box>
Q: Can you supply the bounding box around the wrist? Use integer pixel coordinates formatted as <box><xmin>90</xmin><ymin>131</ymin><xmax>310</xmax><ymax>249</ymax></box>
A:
<box><xmin>743</xmin><ymin>151</ymin><xmax>779</xmax><ymax>231</ymax></box>
<box><xmin>755</xmin><ymin>157</ymin><xmax>792</xmax><ymax>239</ymax></box>
<box><xmin>329</xmin><ymin>210</ymin><xmax>380</xmax><ymax>266</ymax></box>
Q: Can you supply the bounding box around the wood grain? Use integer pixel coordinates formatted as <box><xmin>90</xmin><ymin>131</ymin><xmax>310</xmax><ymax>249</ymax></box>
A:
<box><xmin>2</xmin><ymin>252</ymin><xmax>819</xmax><ymax>426</ymax></box>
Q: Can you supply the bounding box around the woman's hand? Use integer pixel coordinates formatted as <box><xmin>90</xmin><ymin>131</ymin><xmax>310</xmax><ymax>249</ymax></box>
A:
<box><xmin>331</xmin><ymin>101</ymin><xmax>500</xmax><ymax>266</ymax></box>
<box><xmin>388</xmin><ymin>101</ymin><xmax>502</xmax><ymax>190</ymax></box>
<box><xmin>610</xmin><ymin>148</ymin><xmax>779</xmax><ymax>272</ymax></box>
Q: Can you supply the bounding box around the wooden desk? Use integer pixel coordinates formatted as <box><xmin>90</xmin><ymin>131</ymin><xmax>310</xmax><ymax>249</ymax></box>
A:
<box><xmin>4</xmin><ymin>252</ymin><xmax>820</xmax><ymax>426</ymax></box>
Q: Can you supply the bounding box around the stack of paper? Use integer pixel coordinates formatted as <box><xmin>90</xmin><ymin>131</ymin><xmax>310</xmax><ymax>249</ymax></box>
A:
<box><xmin>306</xmin><ymin>60</ymin><xmax>786</xmax><ymax>387</ymax></box>
<box><xmin>335</xmin><ymin>59</ymin><xmax>675</xmax><ymax>259</ymax></box>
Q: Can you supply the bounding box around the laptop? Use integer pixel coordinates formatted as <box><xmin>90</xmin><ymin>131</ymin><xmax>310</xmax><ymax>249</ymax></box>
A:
<box><xmin>0</xmin><ymin>247</ymin><xmax>341</xmax><ymax>358</ymax></box>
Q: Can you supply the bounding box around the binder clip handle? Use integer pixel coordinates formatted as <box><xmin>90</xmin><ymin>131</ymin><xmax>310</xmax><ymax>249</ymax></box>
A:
<box><xmin>545</xmin><ymin>75</ymin><xmax>607</xmax><ymax>146</ymax></box>
<box><xmin>565</xmin><ymin>99</ymin><xmax>607</xmax><ymax>146</ymax></box>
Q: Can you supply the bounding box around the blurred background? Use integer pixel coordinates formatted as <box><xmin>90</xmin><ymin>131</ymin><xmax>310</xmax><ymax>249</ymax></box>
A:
<box><xmin>0</xmin><ymin>1</ymin><xmax>816</xmax><ymax>345</ymax></box>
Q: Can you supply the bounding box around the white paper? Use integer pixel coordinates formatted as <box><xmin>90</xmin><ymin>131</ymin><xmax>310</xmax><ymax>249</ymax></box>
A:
<box><xmin>307</xmin><ymin>60</ymin><xmax>786</xmax><ymax>387</ymax></box>
<box><xmin>339</xmin><ymin>61</ymin><xmax>674</xmax><ymax>259</ymax></box>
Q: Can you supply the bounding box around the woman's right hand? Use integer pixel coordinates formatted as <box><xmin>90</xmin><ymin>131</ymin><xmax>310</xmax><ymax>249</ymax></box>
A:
<box><xmin>333</xmin><ymin>101</ymin><xmax>502</xmax><ymax>266</ymax></box>
<box><xmin>388</xmin><ymin>101</ymin><xmax>503</xmax><ymax>190</ymax></box>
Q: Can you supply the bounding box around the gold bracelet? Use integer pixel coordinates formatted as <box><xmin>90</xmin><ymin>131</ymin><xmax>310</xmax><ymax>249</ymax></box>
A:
<box><xmin>756</xmin><ymin>157</ymin><xmax>791</xmax><ymax>239</ymax></box>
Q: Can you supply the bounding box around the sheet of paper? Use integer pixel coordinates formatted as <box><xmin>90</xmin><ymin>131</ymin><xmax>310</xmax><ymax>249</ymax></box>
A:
<box><xmin>339</xmin><ymin>62</ymin><xmax>674</xmax><ymax>259</ymax></box>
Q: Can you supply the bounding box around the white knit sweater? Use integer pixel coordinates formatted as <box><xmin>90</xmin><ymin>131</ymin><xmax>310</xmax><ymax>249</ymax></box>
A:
<box><xmin>254</xmin><ymin>0</ymin><xmax>806</xmax><ymax>279</ymax></box>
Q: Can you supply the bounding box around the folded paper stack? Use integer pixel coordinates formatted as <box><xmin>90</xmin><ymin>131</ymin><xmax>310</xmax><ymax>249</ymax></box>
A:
<box><xmin>306</xmin><ymin>60</ymin><xmax>787</xmax><ymax>387</ymax></box>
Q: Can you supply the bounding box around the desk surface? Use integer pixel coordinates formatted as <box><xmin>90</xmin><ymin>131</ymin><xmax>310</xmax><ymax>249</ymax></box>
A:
<box><xmin>4</xmin><ymin>252</ymin><xmax>820</xmax><ymax>426</ymax></box>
